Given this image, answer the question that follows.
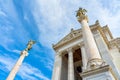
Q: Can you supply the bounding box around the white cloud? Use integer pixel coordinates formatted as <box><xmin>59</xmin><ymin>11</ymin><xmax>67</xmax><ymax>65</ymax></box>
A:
<box><xmin>0</xmin><ymin>0</ymin><xmax>26</xmax><ymax>51</ymax></box>
<box><xmin>1</xmin><ymin>0</ymin><xmax>120</xmax><ymax>79</ymax></box>
<box><xmin>24</xmin><ymin>13</ymin><xmax>30</xmax><ymax>23</ymax></box>
<box><xmin>12</xmin><ymin>49</ymin><xmax>21</xmax><ymax>54</ymax></box>
<box><xmin>0</xmin><ymin>0</ymin><xmax>20</xmax><ymax>21</ymax></box>
<box><xmin>34</xmin><ymin>53</ymin><xmax>54</xmax><ymax>71</ymax></box>
<box><xmin>45</xmin><ymin>59</ymin><xmax>53</xmax><ymax>70</ymax></box>
<box><xmin>0</xmin><ymin>54</ymin><xmax>50</xmax><ymax>80</ymax></box>
<box><xmin>0</xmin><ymin>23</ymin><xmax>14</xmax><ymax>50</ymax></box>
<box><xmin>86</xmin><ymin>0</ymin><xmax>120</xmax><ymax>37</ymax></box>
<box><xmin>32</xmin><ymin>0</ymin><xmax>77</xmax><ymax>47</ymax></box>
<box><xmin>41</xmin><ymin>58</ymin><xmax>54</xmax><ymax>71</ymax></box>
<box><xmin>31</xmin><ymin>0</ymin><xmax>120</xmax><ymax>48</ymax></box>
<box><xmin>0</xmin><ymin>54</ymin><xmax>15</xmax><ymax>72</ymax></box>
<box><xmin>0</xmin><ymin>9</ymin><xmax>6</xmax><ymax>17</ymax></box>
<box><xmin>19</xmin><ymin>63</ymin><xmax>50</xmax><ymax>80</ymax></box>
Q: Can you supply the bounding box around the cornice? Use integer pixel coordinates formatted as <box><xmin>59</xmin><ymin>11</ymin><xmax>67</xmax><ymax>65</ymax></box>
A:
<box><xmin>108</xmin><ymin>37</ymin><xmax>120</xmax><ymax>52</ymax></box>
<box><xmin>102</xmin><ymin>25</ymin><xmax>113</xmax><ymax>39</ymax></box>
<box><xmin>98</xmin><ymin>26</ymin><xmax>108</xmax><ymax>44</ymax></box>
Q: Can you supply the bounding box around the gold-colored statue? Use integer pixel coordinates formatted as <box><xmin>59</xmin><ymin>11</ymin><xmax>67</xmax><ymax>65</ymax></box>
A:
<box><xmin>25</xmin><ymin>40</ymin><xmax>36</xmax><ymax>51</ymax></box>
<box><xmin>76</xmin><ymin>8</ymin><xmax>87</xmax><ymax>17</ymax></box>
<box><xmin>76</xmin><ymin>7</ymin><xmax>88</xmax><ymax>23</ymax></box>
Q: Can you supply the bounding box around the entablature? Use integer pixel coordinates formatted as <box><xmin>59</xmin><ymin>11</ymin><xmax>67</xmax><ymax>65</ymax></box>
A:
<box><xmin>109</xmin><ymin>37</ymin><xmax>120</xmax><ymax>52</ymax></box>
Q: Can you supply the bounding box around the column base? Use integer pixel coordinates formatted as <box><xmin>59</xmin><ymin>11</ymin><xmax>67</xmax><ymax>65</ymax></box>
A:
<box><xmin>80</xmin><ymin>65</ymin><xmax>117</xmax><ymax>80</ymax></box>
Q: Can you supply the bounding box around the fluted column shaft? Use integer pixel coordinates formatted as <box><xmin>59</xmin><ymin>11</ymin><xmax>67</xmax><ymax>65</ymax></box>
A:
<box><xmin>67</xmin><ymin>48</ymin><xmax>74</xmax><ymax>80</ymax></box>
<box><xmin>6</xmin><ymin>51</ymin><xmax>28</xmax><ymax>80</ymax></box>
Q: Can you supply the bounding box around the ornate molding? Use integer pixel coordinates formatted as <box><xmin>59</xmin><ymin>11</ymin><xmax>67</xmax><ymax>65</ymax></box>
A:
<box><xmin>109</xmin><ymin>37</ymin><xmax>120</xmax><ymax>52</ymax></box>
<box><xmin>97</xmin><ymin>25</ymin><xmax>115</xmax><ymax>49</ymax></box>
<box><xmin>53</xmin><ymin>29</ymin><xmax>82</xmax><ymax>50</ymax></box>
<box><xmin>87</xmin><ymin>58</ymin><xmax>106</xmax><ymax>71</ymax></box>
<box><xmin>102</xmin><ymin>25</ymin><xmax>113</xmax><ymax>39</ymax></box>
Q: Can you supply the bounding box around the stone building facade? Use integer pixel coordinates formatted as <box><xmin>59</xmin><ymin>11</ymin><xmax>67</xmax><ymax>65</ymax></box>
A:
<box><xmin>52</xmin><ymin>20</ymin><xmax>120</xmax><ymax>80</ymax></box>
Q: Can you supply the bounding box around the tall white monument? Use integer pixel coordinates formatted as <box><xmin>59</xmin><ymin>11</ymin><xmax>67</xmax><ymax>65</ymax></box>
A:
<box><xmin>6</xmin><ymin>40</ymin><xmax>35</xmax><ymax>80</ymax></box>
<box><xmin>52</xmin><ymin>8</ymin><xmax>120</xmax><ymax>80</ymax></box>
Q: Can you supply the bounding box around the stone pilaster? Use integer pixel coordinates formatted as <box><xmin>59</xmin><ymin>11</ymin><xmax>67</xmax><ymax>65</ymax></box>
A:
<box><xmin>6</xmin><ymin>50</ymin><xmax>28</xmax><ymax>80</ymax></box>
<box><xmin>67</xmin><ymin>48</ymin><xmax>74</xmax><ymax>80</ymax></box>
<box><xmin>95</xmin><ymin>32</ymin><xmax>120</xmax><ymax>79</ymax></box>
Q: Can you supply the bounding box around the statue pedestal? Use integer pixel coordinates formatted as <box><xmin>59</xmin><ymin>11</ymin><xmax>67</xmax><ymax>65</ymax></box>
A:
<box><xmin>80</xmin><ymin>65</ymin><xmax>116</xmax><ymax>80</ymax></box>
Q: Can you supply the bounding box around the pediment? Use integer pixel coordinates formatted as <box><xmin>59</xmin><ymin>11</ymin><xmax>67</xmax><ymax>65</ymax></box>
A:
<box><xmin>53</xmin><ymin>28</ymin><xmax>82</xmax><ymax>49</ymax></box>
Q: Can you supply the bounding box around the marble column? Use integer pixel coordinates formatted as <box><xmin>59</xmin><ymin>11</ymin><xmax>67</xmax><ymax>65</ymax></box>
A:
<box><xmin>79</xmin><ymin>44</ymin><xmax>88</xmax><ymax>71</ymax></box>
<box><xmin>81</xmin><ymin>20</ymin><xmax>101</xmax><ymax>59</ymax></box>
<box><xmin>76</xmin><ymin>8</ymin><xmax>103</xmax><ymax>69</ymax></box>
<box><xmin>52</xmin><ymin>52</ymin><xmax>62</xmax><ymax>80</ymax></box>
<box><xmin>67</xmin><ymin>48</ymin><xmax>74</xmax><ymax>80</ymax></box>
<box><xmin>6</xmin><ymin>50</ymin><xmax>28</xmax><ymax>80</ymax></box>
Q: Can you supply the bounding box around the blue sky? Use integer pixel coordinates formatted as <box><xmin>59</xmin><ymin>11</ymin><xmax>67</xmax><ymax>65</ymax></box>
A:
<box><xmin>0</xmin><ymin>0</ymin><xmax>120</xmax><ymax>80</ymax></box>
